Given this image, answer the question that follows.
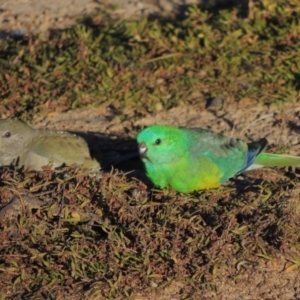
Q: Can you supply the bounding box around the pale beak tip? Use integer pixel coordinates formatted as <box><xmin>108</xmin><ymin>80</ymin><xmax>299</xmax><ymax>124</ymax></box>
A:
<box><xmin>138</xmin><ymin>142</ymin><xmax>147</xmax><ymax>159</ymax></box>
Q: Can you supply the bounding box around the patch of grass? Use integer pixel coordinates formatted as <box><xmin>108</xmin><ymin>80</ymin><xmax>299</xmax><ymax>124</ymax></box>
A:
<box><xmin>0</xmin><ymin>1</ymin><xmax>300</xmax><ymax>120</ymax></box>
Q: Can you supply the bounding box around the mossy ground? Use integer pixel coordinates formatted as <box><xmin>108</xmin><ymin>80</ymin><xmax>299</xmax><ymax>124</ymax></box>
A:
<box><xmin>1</xmin><ymin>1</ymin><xmax>300</xmax><ymax>299</ymax></box>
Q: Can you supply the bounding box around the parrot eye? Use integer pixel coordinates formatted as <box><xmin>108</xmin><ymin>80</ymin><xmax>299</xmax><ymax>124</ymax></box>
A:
<box><xmin>154</xmin><ymin>138</ymin><xmax>161</xmax><ymax>145</ymax></box>
<box><xmin>3</xmin><ymin>131</ymin><xmax>11</xmax><ymax>138</ymax></box>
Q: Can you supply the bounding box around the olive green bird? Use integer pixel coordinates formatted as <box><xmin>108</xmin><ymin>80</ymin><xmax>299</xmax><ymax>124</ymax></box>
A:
<box><xmin>137</xmin><ymin>124</ymin><xmax>300</xmax><ymax>193</ymax></box>
<box><xmin>0</xmin><ymin>119</ymin><xmax>130</xmax><ymax>172</ymax></box>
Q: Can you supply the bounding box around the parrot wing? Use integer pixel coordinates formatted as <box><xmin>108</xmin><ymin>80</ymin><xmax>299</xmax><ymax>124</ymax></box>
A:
<box><xmin>181</xmin><ymin>128</ymin><xmax>267</xmax><ymax>181</ymax></box>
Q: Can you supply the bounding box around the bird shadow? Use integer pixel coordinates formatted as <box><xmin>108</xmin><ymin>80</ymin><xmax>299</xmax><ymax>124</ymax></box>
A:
<box><xmin>67</xmin><ymin>130</ymin><xmax>148</xmax><ymax>182</ymax></box>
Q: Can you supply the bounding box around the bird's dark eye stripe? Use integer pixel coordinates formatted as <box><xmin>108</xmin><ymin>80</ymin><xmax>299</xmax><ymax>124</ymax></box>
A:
<box><xmin>155</xmin><ymin>138</ymin><xmax>161</xmax><ymax>145</ymax></box>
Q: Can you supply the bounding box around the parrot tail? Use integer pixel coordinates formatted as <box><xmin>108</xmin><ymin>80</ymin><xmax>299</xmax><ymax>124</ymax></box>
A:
<box><xmin>252</xmin><ymin>152</ymin><xmax>300</xmax><ymax>169</ymax></box>
<box><xmin>240</xmin><ymin>138</ymin><xmax>268</xmax><ymax>172</ymax></box>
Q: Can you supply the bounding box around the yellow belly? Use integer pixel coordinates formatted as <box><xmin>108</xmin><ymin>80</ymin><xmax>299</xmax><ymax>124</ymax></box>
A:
<box><xmin>167</xmin><ymin>155</ymin><xmax>223</xmax><ymax>193</ymax></box>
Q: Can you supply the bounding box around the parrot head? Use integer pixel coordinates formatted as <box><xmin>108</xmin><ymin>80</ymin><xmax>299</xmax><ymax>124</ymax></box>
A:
<box><xmin>137</xmin><ymin>125</ymin><xmax>186</xmax><ymax>165</ymax></box>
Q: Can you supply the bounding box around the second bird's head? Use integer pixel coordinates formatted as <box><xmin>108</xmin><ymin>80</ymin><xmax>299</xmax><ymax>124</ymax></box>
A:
<box><xmin>0</xmin><ymin>119</ymin><xmax>36</xmax><ymax>154</ymax></box>
<box><xmin>137</xmin><ymin>125</ymin><xmax>186</xmax><ymax>165</ymax></box>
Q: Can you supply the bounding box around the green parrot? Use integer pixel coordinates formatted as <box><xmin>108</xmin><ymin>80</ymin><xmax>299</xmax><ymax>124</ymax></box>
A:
<box><xmin>137</xmin><ymin>124</ymin><xmax>300</xmax><ymax>193</ymax></box>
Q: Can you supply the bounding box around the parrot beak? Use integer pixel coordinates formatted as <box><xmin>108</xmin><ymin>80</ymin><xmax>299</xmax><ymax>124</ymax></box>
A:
<box><xmin>138</xmin><ymin>142</ymin><xmax>148</xmax><ymax>159</ymax></box>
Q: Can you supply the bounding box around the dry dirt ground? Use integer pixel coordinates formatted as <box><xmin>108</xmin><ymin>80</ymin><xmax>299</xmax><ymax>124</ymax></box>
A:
<box><xmin>0</xmin><ymin>0</ymin><xmax>227</xmax><ymax>36</ymax></box>
<box><xmin>29</xmin><ymin>101</ymin><xmax>300</xmax><ymax>299</ymax></box>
